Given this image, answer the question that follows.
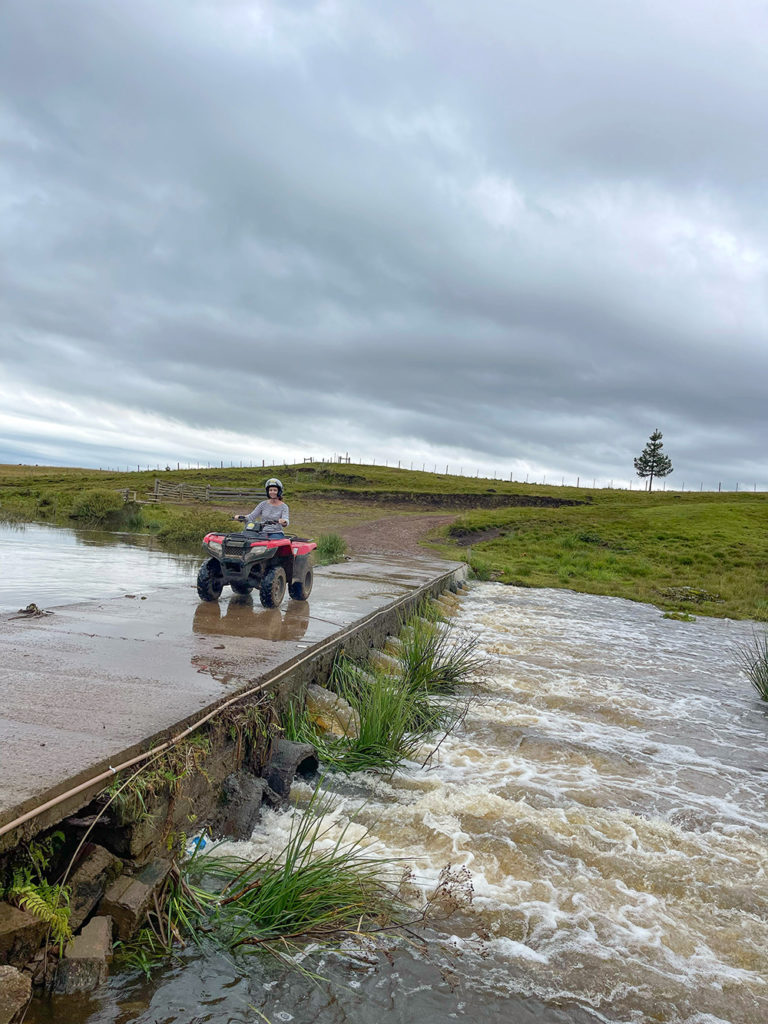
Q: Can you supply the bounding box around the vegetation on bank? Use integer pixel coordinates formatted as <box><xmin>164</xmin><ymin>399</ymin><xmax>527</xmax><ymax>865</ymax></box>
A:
<box><xmin>1</xmin><ymin>462</ymin><xmax>766</xmax><ymax>620</ymax></box>
<box><xmin>0</xmin><ymin>831</ymin><xmax>72</xmax><ymax>954</ymax></box>
<box><xmin>117</xmin><ymin>606</ymin><xmax>480</xmax><ymax>976</ymax></box>
<box><xmin>117</xmin><ymin>788</ymin><xmax>473</xmax><ymax>978</ymax></box>
<box><xmin>285</xmin><ymin>604</ymin><xmax>482</xmax><ymax>774</ymax></box>
<box><xmin>736</xmin><ymin>631</ymin><xmax>768</xmax><ymax>700</ymax></box>
<box><xmin>440</xmin><ymin>495</ymin><xmax>768</xmax><ymax>621</ymax></box>
<box><xmin>314</xmin><ymin>532</ymin><xmax>347</xmax><ymax>565</ymax></box>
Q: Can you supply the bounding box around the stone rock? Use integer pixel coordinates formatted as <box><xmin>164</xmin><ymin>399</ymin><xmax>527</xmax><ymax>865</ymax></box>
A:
<box><xmin>369</xmin><ymin>649</ymin><xmax>401</xmax><ymax>674</ymax></box>
<box><xmin>264</xmin><ymin>739</ymin><xmax>318</xmax><ymax>800</ymax></box>
<box><xmin>67</xmin><ymin>844</ymin><xmax>124</xmax><ymax>932</ymax></box>
<box><xmin>305</xmin><ymin>684</ymin><xmax>360</xmax><ymax>739</ymax></box>
<box><xmin>260</xmin><ymin>781</ymin><xmax>285</xmax><ymax>810</ymax></box>
<box><xmin>0</xmin><ymin>903</ymin><xmax>46</xmax><ymax>968</ymax></box>
<box><xmin>211</xmin><ymin>773</ymin><xmax>265</xmax><ymax>841</ymax></box>
<box><xmin>98</xmin><ymin>876</ymin><xmax>153</xmax><ymax>941</ymax></box>
<box><xmin>434</xmin><ymin>593</ymin><xmax>458</xmax><ymax>613</ymax></box>
<box><xmin>135</xmin><ymin>858</ymin><xmax>172</xmax><ymax>892</ymax></box>
<box><xmin>0</xmin><ymin>965</ymin><xmax>31</xmax><ymax>1024</ymax></box>
<box><xmin>52</xmin><ymin>916</ymin><xmax>112</xmax><ymax>995</ymax></box>
<box><xmin>67</xmin><ymin>805</ymin><xmax>169</xmax><ymax>862</ymax></box>
<box><xmin>383</xmin><ymin>635</ymin><xmax>403</xmax><ymax>658</ymax></box>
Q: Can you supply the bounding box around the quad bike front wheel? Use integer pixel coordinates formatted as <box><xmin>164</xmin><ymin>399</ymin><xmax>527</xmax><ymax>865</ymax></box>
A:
<box><xmin>259</xmin><ymin>566</ymin><xmax>287</xmax><ymax>608</ymax></box>
<box><xmin>197</xmin><ymin>558</ymin><xmax>224</xmax><ymax>602</ymax></box>
<box><xmin>288</xmin><ymin>566</ymin><xmax>313</xmax><ymax>601</ymax></box>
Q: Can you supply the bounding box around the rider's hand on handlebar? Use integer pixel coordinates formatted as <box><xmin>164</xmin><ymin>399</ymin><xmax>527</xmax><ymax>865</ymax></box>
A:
<box><xmin>234</xmin><ymin>515</ymin><xmax>246</xmax><ymax>522</ymax></box>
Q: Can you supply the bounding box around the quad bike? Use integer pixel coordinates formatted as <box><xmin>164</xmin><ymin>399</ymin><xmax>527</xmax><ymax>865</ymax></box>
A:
<box><xmin>197</xmin><ymin>521</ymin><xmax>316</xmax><ymax>607</ymax></box>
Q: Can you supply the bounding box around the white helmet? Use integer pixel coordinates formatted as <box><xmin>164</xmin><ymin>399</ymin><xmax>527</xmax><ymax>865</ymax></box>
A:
<box><xmin>265</xmin><ymin>477</ymin><xmax>283</xmax><ymax>498</ymax></box>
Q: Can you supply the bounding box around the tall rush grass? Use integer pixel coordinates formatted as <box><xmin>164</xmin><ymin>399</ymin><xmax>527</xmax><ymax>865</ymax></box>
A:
<box><xmin>315</xmin><ymin>532</ymin><xmax>347</xmax><ymax>564</ymax></box>
<box><xmin>285</xmin><ymin>603</ymin><xmax>483</xmax><ymax>774</ymax></box>
<box><xmin>117</xmin><ymin>789</ymin><xmax>403</xmax><ymax>975</ymax></box>
<box><xmin>736</xmin><ymin>630</ymin><xmax>768</xmax><ymax>700</ymax></box>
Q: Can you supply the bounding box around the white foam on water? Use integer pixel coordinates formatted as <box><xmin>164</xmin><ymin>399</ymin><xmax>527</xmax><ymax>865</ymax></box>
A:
<box><xmin>222</xmin><ymin>584</ymin><xmax>768</xmax><ymax>1023</ymax></box>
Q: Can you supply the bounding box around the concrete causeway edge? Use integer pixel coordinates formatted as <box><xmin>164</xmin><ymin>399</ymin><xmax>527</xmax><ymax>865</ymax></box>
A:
<box><xmin>0</xmin><ymin>556</ymin><xmax>467</xmax><ymax>852</ymax></box>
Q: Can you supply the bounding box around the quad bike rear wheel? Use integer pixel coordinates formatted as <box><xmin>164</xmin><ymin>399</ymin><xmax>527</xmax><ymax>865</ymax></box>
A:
<box><xmin>259</xmin><ymin>566</ymin><xmax>287</xmax><ymax>608</ymax></box>
<box><xmin>288</xmin><ymin>566</ymin><xmax>314</xmax><ymax>601</ymax></box>
<box><xmin>230</xmin><ymin>581</ymin><xmax>253</xmax><ymax>595</ymax></box>
<box><xmin>197</xmin><ymin>558</ymin><xmax>224</xmax><ymax>601</ymax></box>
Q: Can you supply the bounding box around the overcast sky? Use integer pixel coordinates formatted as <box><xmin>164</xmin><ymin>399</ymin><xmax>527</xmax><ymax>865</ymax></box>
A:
<box><xmin>1</xmin><ymin>0</ymin><xmax>766</xmax><ymax>490</ymax></box>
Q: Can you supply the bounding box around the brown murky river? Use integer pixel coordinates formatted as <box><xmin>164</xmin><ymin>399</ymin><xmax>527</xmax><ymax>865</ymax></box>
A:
<box><xmin>20</xmin><ymin>569</ymin><xmax>768</xmax><ymax>1024</ymax></box>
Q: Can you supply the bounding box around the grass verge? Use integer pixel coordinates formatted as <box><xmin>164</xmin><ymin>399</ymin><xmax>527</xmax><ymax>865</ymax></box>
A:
<box><xmin>439</xmin><ymin>495</ymin><xmax>768</xmax><ymax>620</ymax></box>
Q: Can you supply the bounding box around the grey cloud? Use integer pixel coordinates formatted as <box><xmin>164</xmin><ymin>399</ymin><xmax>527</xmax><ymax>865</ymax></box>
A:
<box><xmin>0</xmin><ymin>0</ymin><xmax>766</xmax><ymax>488</ymax></box>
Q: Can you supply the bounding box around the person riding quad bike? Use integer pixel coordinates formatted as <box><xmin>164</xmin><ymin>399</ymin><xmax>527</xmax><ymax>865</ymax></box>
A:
<box><xmin>237</xmin><ymin>477</ymin><xmax>290</xmax><ymax>538</ymax></box>
<box><xmin>197</xmin><ymin>478</ymin><xmax>316</xmax><ymax>607</ymax></box>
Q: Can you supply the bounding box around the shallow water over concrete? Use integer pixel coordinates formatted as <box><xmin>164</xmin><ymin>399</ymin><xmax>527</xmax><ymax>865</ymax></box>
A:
<box><xmin>25</xmin><ymin>583</ymin><xmax>768</xmax><ymax>1024</ymax></box>
<box><xmin>0</xmin><ymin>532</ymin><xmax>461</xmax><ymax>844</ymax></box>
<box><xmin>0</xmin><ymin>522</ymin><xmax>198</xmax><ymax>612</ymax></box>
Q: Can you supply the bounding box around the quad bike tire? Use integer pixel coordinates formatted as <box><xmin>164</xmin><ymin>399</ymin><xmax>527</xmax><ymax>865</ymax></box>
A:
<box><xmin>230</xmin><ymin>581</ymin><xmax>253</xmax><ymax>595</ymax></box>
<box><xmin>197</xmin><ymin>558</ymin><xmax>224</xmax><ymax>602</ymax></box>
<box><xmin>288</xmin><ymin>566</ymin><xmax>314</xmax><ymax>601</ymax></box>
<box><xmin>259</xmin><ymin>566</ymin><xmax>287</xmax><ymax>608</ymax></box>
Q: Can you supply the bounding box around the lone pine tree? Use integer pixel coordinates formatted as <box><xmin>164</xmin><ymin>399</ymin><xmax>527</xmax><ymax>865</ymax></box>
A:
<box><xmin>634</xmin><ymin>430</ymin><xmax>673</xmax><ymax>491</ymax></box>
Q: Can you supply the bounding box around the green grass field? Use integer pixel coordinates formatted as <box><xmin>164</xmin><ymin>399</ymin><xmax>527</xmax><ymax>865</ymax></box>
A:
<box><xmin>437</xmin><ymin>492</ymin><xmax>768</xmax><ymax>621</ymax></box>
<box><xmin>1</xmin><ymin>463</ymin><xmax>766</xmax><ymax>621</ymax></box>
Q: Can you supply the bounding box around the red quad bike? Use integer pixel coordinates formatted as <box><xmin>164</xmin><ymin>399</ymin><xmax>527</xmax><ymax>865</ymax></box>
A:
<box><xmin>197</xmin><ymin>522</ymin><xmax>317</xmax><ymax>607</ymax></box>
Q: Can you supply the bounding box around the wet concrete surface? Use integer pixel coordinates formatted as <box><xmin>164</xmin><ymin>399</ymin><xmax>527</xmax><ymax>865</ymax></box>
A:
<box><xmin>0</xmin><ymin>555</ymin><xmax>463</xmax><ymax>841</ymax></box>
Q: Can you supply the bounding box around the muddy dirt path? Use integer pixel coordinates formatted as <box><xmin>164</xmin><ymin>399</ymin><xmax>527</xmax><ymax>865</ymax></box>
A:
<box><xmin>339</xmin><ymin>514</ymin><xmax>456</xmax><ymax>556</ymax></box>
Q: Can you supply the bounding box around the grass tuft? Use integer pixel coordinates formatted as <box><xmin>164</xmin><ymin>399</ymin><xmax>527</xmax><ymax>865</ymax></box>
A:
<box><xmin>315</xmin><ymin>532</ymin><xmax>347</xmax><ymax>565</ymax></box>
<box><xmin>116</xmin><ymin>788</ymin><xmax>406</xmax><ymax>974</ymax></box>
<box><xmin>285</xmin><ymin>609</ymin><xmax>481</xmax><ymax>774</ymax></box>
<box><xmin>156</xmin><ymin>509</ymin><xmax>238</xmax><ymax>545</ymax></box>
<box><xmin>69</xmin><ymin>488</ymin><xmax>125</xmax><ymax>522</ymax></box>
<box><xmin>736</xmin><ymin>630</ymin><xmax>768</xmax><ymax>700</ymax></box>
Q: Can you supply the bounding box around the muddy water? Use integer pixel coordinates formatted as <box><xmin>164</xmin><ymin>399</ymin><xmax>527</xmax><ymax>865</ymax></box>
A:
<box><xmin>30</xmin><ymin>584</ymin><xmax>768</xmax><ymax>1024</ymax></box>
<box><xmin>0</xmin><ymin>522</ymin><xmax>198</xmax><ymax>611</ymax></box>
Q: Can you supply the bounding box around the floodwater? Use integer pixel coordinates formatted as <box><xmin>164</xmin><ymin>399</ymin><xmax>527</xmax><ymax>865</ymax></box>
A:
<box><xmin>0</xmin><ymin>522</ymin><xmax>199</xmax><ymax>612</ymax></box>
<box><xmin>23</xmin><ymin>580</ymin><xmax>768</xmax><ymax>1024</ymax></box>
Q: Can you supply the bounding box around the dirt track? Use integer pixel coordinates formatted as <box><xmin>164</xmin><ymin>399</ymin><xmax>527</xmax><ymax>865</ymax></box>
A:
<box><xmin>339</xmin><ymin>514</ymin><xmax>456</xmax><ymax>556</ymax></box>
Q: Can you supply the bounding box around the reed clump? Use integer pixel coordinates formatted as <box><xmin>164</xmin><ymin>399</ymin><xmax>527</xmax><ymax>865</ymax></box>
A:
<box><xmin>286</xmin><ymin>605</ymin><xmax>483</xmax><ymax>774</ymax></box>
<box><xmin>315</xmin><ymin>532</ymin><xmax>347</xmax><ymax>564</ymax></box>
<box><xmin>116</xmin><ymin>788</ymin><xmax>473</xmax><ymax>977</ymax></box>
<box><xmin>69</xmin><ymin>488</ymin><xmax>126</xmax><ymax>522</ymax></box>
<box><xmin>736</xmin><ymin>630</ymin><xmax>768</xmax><ymax>700</ymax></box>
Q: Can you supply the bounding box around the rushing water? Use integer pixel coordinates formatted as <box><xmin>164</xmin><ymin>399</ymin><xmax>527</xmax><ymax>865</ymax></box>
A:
<box><xmin>0</xmin><ymin>522</ymin><xmax>198</xmax><ymax>611</ymax></box>
<box><xmin>26</xmin><ymin>583</ymin><xmax>768</xmax><ymax>1024</ymax></box>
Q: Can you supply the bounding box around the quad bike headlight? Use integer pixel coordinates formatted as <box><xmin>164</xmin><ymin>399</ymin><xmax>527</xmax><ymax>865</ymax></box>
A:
<box><xmin>203</xmin><ymin>533</ymin><xmax>224</xmax><ymax>556</ymax></box>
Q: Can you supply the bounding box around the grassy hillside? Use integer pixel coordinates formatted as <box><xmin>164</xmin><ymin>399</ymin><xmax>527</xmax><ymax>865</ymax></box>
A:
<box><xmin>1</xmin><ymin>463</ymin><xmax>766</xmax><ymax>620</ymax></box>
<box><xmin>438</xmin><ymin>492</ymin><xmax>768</xmax><ymax>621</ymax></box>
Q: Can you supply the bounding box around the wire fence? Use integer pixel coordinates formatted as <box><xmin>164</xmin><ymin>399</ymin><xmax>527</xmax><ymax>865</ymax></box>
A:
<box><xmin>92</xmin><ymin>455</ymin><xmax>767</xmax><ymax>495</ymax></box>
